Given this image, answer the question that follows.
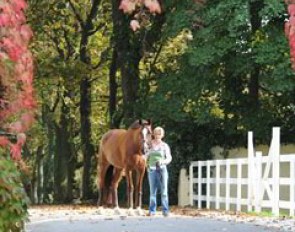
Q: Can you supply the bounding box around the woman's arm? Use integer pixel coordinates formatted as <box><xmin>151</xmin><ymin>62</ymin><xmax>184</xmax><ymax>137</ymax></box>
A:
<box><xmin>162</xmin><ymin>143</ymin><xmax>172</xmax><ymax>165</ymax></box>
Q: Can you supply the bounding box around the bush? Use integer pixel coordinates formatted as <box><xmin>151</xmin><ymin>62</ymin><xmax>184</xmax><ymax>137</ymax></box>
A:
<box><xmin>0</xmin><ymin>151</ymin><xmax>29</xmax><ymax>232</ymax></box>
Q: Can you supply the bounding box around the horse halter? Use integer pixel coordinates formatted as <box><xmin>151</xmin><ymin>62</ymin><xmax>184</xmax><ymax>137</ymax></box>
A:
<box><xmin>141</xmin><ymin>124</ymin><xmax>152</xmax><ymax>155</ymax></box>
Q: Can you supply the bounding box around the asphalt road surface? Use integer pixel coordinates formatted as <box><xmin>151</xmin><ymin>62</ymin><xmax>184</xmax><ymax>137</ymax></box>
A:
<box><xmin>26</xmin><ymin>213</ymin><xmax>278</xmax><ymax>232</ymax></box>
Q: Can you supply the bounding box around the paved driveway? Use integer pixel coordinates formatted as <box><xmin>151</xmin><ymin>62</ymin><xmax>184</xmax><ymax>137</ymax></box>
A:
<box><xmin>26</xmin><ymin>209</ymin><xmax>278</xmax><ymax>232</ymax></box>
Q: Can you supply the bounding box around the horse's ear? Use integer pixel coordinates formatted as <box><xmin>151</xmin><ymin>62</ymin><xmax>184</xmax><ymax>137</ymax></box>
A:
<box><xmin>138</xmin><ymin>119</ymin><xmax>142</xmax><ymax>125</ymax></box>
<box><xmin>147</xmin><ymin>119</ymin><xmax>152</xmax><ymax>125</ymax></box>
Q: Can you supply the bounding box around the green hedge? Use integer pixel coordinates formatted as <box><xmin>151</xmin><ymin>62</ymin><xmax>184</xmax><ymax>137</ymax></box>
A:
<box><xmin>0</xmin><ymin>151</ymin><xmax>29</xmax><ymax>232</ymax></box>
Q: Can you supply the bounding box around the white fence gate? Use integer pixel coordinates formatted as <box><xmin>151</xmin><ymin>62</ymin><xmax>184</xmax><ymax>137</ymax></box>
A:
<box><xmin>189</xmin><ymin>127</ymin><xmax>295</xmax><ymax>216</ymax></box>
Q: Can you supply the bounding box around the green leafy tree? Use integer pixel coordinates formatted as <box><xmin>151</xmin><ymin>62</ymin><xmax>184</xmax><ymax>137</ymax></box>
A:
<box><xmin>27</xmin><ymin>0</ymin><xmax>112</xmax><ymax>202</ymax></box>
<box><xmin>136</xmin><ymin>0</ymin><xmax>295</xmax><ymax>204</ymax></box>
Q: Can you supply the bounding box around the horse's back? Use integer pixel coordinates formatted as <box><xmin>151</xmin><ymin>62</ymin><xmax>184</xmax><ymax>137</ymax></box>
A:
<box><xmin>99</xmin><ymin>129</ymin><xmax>127</xmax><ymax>168</ymax></box>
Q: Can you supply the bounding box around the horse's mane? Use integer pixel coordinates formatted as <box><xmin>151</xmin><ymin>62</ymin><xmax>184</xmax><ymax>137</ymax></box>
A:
<box><xmin>128</xmin><ymin>119</ymin><xmax>150</xmax><ymax>129</ymax></box>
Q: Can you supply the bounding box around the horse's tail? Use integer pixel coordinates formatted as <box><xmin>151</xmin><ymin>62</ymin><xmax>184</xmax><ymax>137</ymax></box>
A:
<box><xmin>96</xmin><ymin>140</ymin><xmax>103</xmax><ymax>188</ymax></box>
<box><xmin>105</xmin><ymin>165</ymin><xmax>113</xmax><ymax>206</ymax></box>
<box><xmin>97</xmin><ymin>138</ymin><xmax>106</xmax><ymax>204</ymax></box>
<box><xmin>97</xmin><ymin>136</ymin><xmax>113</xmax><ymax>206</ymax></box>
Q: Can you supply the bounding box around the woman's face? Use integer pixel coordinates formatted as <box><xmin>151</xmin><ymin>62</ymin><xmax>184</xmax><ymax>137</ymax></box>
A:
<box><xmin>154</xmin><ymin>131</ymin><xmax>163</xmax><ymax>140</ymax></box>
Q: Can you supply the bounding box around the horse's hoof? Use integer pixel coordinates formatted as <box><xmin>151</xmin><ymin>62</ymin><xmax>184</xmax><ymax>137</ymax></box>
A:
<box><xmin>105</xmin><ymin>208</ymin><xmax>113</xmax><ymax>216</ymax></box>
<box><xmin>135</xmin><ymin>207</ymin><xmax>144</xmax><ymax>216</ymax></box>
<box><xmin>96</xmin><ymin>207</ymin><xmax>104</xmax><ymax>215</ymax></box>
<box><xmin>127</xmin><ymin>208</ymin><xmax>135</xmax><ymax>216</ymax></box>
<box><xmin>113</xmin><ymin>207</ymin><xmax>121</xmax><ymax>215</ymax></box>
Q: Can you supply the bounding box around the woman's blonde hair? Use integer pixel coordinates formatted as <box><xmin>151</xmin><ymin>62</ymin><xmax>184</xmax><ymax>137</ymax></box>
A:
<box><xmin>153</xmin><ymin>126</ymin><xmax>165</xmax><ymax>137</ymax></box>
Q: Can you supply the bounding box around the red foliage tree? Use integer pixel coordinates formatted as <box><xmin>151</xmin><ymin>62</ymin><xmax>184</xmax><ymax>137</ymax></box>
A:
<box><xmin>0</xmin><ymin>0</ymin><xmax>36</xmax><ymax>160</ymax></box>
<box><xmin>119</xmin><ymin>0</ymin><xmax>162</xmax><ymax>31</ymax></box>
<box><xmin>285</xmin><ymin>0</ymin><xmax>295</xmax><ymax>70</ymax></box>
<box><xmin>120</xmin><ymin>0</ymin><xmax>206</xmax><ymax>31</ymax></box>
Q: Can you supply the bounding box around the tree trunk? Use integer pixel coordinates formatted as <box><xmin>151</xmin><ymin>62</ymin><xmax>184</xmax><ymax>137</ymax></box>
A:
<box><xmin>249</xmin><ymin>0</ymin><xmax>263</xmax><ymax>107</ymax></box>
<box><xmin>36</xmin><ymin>146</ymin><xmax>44</xmax><ymax>204</ymax></box>
<box><xmin>109</xmin><ymin>49</ymin><xmax>119</xmax><ymax>128</ymax></box>
<box><xmin>54</xmin><ymin>99</ymin><xmax>75</xmax><ymax>202</ymax></box>
<box><xmin>111</xmin><ymin>0</ymin><xmax>141</xmax><ymax>125</ymax></box>
<box><xmin>78</xmin><ymin>0</ymin><xmax>100</xmax><ymax>200</ymax></box>
<box><xmin>30</xmin><ymin>145</ymin><xmax>44</xmax><ymax>204</ymax></box>
<box><xmin>41</xmin><ymin>104</ymin><xmax>56</xmax><ymax>203</ymax></box>
<box><xmin>111</xmin><ymin>0</ymin><xmax>165</xmax><ymax>125</ymax></box>
<box><xmin>54</xmin><ymin>124</ymin><xmax>67</xmax><ymax>202</ymax></box>
<box><xmin>45</xmin><ymin>115</ymin><xmax>55</xmax><ymax>201</ymax></box>
<box><xmin>80</xmin><ymin>77</ymin><xmax>95</xmax><ymax>200</ymax></box>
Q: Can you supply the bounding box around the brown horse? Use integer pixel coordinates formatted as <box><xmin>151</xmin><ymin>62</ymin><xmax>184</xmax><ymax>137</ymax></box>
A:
<box><xmin>97</xmin><ymin>119</ymin><xmax>152</xmax><ymax>215</ymax></box>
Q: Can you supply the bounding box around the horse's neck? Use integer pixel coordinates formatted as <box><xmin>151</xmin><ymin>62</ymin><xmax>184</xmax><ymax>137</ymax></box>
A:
<box><xmin>125</xmin><ymin>129</ymin><xmax>141</xmax><ymax>154</ymax></box>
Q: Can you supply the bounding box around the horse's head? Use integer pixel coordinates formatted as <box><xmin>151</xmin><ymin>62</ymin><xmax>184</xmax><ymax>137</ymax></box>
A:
<box><xmin>129</xmin><ymin>119</ymin><xmax>152</xmax><ymax>155</ymax></box>
<box><xmin>139</xmin><ymin>119</ymin><xmax>152</xmax><ymax>154</ymax></box>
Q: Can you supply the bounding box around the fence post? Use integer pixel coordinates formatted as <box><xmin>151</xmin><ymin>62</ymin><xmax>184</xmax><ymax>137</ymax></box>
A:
<box><xmin>255</xmin><ymin>152</ymin><xmax>262</xmax><ymax>213</ymax></box>
<box><xmin>198</xmin><ymin>161</ymin><xmax>202</xmax><ymax>209</ymax></box>
<box><xmin>225</xmin><ymin>160</ymin><xmax>230</xmax><ymax>211</ymax></box>
<box><xmin>237</xmin><ymin>159</ymin><xmax>242</xmax><ymax>212</ymax></box>
<box><xmin>247</xmin><ymin>131</ymin><xmax>254</xmax><ymax>212</ymax></box>
<box><xmin>215</xmin><ymin>160</ymin><xmax>220</xmax><ymax>210</ymax></box>
<box><xmin>189</xmin><ymin>163</ymin><xmax>193</xmax><ymax>206</ymax></box>
<box><xmin>206</xmin><ymin>162</ymin><xmax>211</xmax><ymax>209</ymax></box>
<box><xmin>290</xmin><ymin>160</ymin><xmax>295</xmax><ymax>217</ymax></box>
<box><xmin>272</xmin><ymin>127</ymin><xmax>280</xmax><ymax>216</ymax></box>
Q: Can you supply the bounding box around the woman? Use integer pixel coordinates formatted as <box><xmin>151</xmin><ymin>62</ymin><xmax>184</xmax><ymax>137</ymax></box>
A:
<box><xmin>145</xmin><ymin>126</ymin><xmax>172</xmax><ymax>217</ymax></box>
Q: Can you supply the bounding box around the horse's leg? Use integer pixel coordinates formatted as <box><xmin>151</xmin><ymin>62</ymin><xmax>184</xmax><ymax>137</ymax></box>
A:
<box><xmin>126</xmin><ymin>169</ymin><xmax>135</xmax><ymax>216</ymax></box>
<box><xmin>97</xmin><ymin>160</ymin><xmax>110</xmax><ymax>215</ymax></box>
<box><xmin>135</xmin><ymin>165</ymin><xmax>146</xmax><ymax>216</ymax></box>
<box><xmin>110</xmin><ymin>168</ymin><xmax>123</xmax><ymax>215</ymax></box>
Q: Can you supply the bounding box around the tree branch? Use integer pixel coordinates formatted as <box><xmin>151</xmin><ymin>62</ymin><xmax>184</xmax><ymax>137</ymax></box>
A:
<box><xmin>62</xmin><ymin>28</ymin><xmax>75</xmax><ymax>60</ymax></box>
<box><xmin>148</xmin><ymin>42</ymin><xmax>164</xmax><ymax>79</ymax></box>
<box><xmin>92</xmin><ymin>47</ymin><xmax>111</xmax><ymax>69</ymax></box>
<box><xmin>48</xmin><ymin>83</ymin><xmax>61</xmax><ymax>113</ymax></box>
<box><xmin>87</xmin><ymin>23</ymin><xmax>105</xmax><ymax>36</ymax></box>
<box><xmin>45</xmin><ymin>31</ymin><xmax>65</xmax><ymax>59</ymax></box>
<box><xmin>67</xmin><ymin>0</ymin><xmax>85</xmax><ymax>29</ymax></box>
<box><xmin>86</xmin><ymin>0</ymin><xmax>102</xmax><ymax>27</ymax></box>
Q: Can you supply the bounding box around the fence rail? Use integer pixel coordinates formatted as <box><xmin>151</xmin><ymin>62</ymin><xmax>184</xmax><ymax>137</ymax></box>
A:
<box><xmin>189</xmin><ymin>127</ymin><xmax>295</xmax><ymax>216</ymax></box>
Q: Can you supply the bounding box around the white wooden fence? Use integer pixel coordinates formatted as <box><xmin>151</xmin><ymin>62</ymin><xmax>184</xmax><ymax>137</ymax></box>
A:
<box><xmin>189</xmin><ymin>127</ymin><xmax>295</xmax><ymax>216</ymax></box>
